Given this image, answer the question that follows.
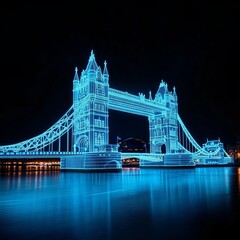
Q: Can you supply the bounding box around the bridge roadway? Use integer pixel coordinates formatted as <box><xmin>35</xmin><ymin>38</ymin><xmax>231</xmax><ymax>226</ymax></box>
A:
<box><xmin>0</xmin><ymin>151</ymin><xmax>164</xmax><ymax>163</ymax></box>
<box><xmin>109</xmin><ymin>88</ymin><xmax>168</xmax><ymax>116</ymax></box>
<box><xmin>0</xmin><ymin>151</ymin><xmax>78</xmax><ymax>159</ymax></box>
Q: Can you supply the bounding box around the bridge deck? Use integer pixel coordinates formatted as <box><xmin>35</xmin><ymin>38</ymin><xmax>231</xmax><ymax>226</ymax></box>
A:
<box><xmin>109</xmin><ymin>88</ymin><xmax>167</xmax><ymax>116</ymax></box>
<box><xmin>0</xmin><ymin>152</ymin><xmax>164</xmax><ymax>160</ymax></box>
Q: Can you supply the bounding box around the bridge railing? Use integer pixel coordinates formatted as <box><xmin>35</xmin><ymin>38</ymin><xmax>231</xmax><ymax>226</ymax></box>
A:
<box><xmin>0</xmin><ymin>105</ymin><xmax>74</xmax><ymax>154</ymax></box>
<box><xmin>109</xmin><ymin>88</ymin><xmax>168</xmax><ymax>111</ymax></box>
<box><xmin>177</xmin><ymin>114</ymin><xmax>231</xmax><ymax>159</ymax></box>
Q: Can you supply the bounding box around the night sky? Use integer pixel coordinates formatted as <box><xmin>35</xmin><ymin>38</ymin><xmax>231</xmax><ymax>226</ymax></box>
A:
<box><xmin>0</xmin><ymin>2</ymin><xmax>239</xmax><ymax>148</ymax></box>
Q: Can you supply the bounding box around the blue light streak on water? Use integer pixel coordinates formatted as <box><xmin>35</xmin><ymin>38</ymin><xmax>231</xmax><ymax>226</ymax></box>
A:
<box><xmin>0</xmin><ymin>167</ymin><xmax>239</xmax><ymax>240</ymax></box>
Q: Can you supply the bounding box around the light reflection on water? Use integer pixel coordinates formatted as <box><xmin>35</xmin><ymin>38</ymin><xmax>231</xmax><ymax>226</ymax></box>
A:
<box><xmin>0</xmin><ymin>167</ymin><xmax>239</xmax><ymax>240</ymax></box>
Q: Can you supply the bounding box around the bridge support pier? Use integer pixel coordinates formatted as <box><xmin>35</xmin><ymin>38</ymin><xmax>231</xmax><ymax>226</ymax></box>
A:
<box><xmin>60</xmin><ymin>151</ymin><xmax>122</xmax><ymax>171</ymax></box>
<box><xmin>163</xmin><ymin>153</ymin><xmax>195</xmax><ymax>167</ymax></box>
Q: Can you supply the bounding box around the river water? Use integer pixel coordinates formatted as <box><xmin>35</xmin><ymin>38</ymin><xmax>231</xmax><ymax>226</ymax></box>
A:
<box><xmin>0</xmin><ymin>166</ymin><xmax>239</xmax><ymax>240</ymax></box>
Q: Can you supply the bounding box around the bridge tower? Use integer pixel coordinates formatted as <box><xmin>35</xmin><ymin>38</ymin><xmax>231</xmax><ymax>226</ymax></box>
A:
<box><xmin>149</xmin><ymin>80</ymin><xmax>178</xmax><ymax>154</ymax></box>
<box><xmin>72</xmin><ymin>50</ymin><xmax>109</xmax><ymax>153</ymax></box>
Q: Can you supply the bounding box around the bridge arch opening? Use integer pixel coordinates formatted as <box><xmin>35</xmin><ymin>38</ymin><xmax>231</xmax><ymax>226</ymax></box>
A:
<box><xmin>161</xmin><ymin>144</ymin><xmax>166</xmax><ymax>154</ymax></box>
<box><xmin>122</xmin><ymin>157</ymin><xmax>140</xmax><ymax>167</ymax></box>
<box><xmin>118</xmin><ymin>137</ymin><xmax>147</xmax><ymax>153</ymax></box>
<box><xmin>109</xmin><ymin>110</ymin><xmax>149</xmax><ymax>148</ymax></box>
<box><xmin>118</xmin><ymin>138</ymin><xmax>146</xmax><ymax>168</ymax></box>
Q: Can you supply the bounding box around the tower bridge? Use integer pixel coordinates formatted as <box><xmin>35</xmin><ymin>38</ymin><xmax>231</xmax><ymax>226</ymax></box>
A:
<box><xmin>0</xmin><ymin>50</ymin><xmax>233</xmax><ymax>170</ymax></box>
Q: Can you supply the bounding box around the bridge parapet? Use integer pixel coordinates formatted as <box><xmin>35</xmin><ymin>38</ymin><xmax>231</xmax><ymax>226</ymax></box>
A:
<box><xmin>109</xmin><ymin>88</ymin><xmax>168</xmax><ymax>116</ymax></box>
<box><xmin>0</xmin><ymin>151</ymin><xmax>80</xmax><ymax>159</ymax></box>
<box><xmin>109</xmin><ymin>88</ymin><xmax>168</xmax><ymax>108</ymax></box>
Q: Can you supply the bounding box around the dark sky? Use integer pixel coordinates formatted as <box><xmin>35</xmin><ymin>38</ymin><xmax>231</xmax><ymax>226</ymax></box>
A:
<box><xmin>0</xmin><ymin>2</ymin><xmax>239</xmax><ymax>148</ymax></box>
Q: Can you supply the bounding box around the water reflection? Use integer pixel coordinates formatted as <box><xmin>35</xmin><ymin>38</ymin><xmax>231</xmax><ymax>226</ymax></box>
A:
<box><xmin>0</xmin><ymin>164</ymin><xmax>60</xmax><ymax>172</ymax></box>
<box><xmin>0</xmin><ymin>167</ymin><xmax>239</xmax><ymax>240</ymax></box>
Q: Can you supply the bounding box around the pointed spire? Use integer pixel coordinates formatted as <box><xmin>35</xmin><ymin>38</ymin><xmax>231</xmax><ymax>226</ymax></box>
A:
<box><xmin>165</xmin><ymin>83</ymin><xmax>169</xmax><ymax>93</ymax></box>
<box><xmin>90</xmin><ymin>49</ymin><xmax>94</xmax><ymax>60</ymax></box>
<box><xmin>103</xmin><ymin>60</ymin><xmax>109</xmax><ymax>76</ymax></box>
<box><xmin>86</xmin><ymin>50</ymin><xmax>98</xmax><ymax>72</ymax></box>
<box><xmin>155</xmin><ymin>79</ymin><xmax>166</xmax><ymax>97</ymax></box>
<box><xmin>73</xmin><ymin>67</ymin><xmax>79</xmax><ymax>81</ymax></box>
<box><xmin>149</xmin><ymin>90</ymin><xmax>152</xmax><ymax>100</ymax></box>
<box><xmin>160</xmin><ymin>79</ymin><xmax>165</xmax><ymax>87</ymax></box>
<box><xmin>173</xmin><ymin>86</ymin><xmax>177</xmax><ymax>96</ymax></box>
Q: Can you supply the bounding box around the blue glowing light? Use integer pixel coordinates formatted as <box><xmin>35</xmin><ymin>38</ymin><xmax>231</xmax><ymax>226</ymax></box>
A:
<box><xmin>73</xmin><ymin>50</ymin><xmax>178</xmax><ymax>155</ymax></box>
<box><xmin>0</xmin><ymin>50</ymin><xmax>233</xmax><ymax>170</ymax></box>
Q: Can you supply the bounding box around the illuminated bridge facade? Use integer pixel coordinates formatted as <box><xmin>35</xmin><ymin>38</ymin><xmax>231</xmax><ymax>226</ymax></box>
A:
<box><xmin>0</xmin><ymin>51</ymin><xmax>233</xmax><ymax>170</ymax></box>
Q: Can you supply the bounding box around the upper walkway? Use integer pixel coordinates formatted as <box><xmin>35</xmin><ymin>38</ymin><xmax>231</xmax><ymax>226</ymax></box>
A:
<box><xmin>109</xmin><ymin>88</ymin><xmax>168</xmax><ymax>116</ymax></box>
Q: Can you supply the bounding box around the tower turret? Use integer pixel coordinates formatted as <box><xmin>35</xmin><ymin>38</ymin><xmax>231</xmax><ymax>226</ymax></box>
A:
<box><xmin>73</xmin><ymin>67</ymin><xmax>79</xmax><ymax>103</ymax></box>
<box><xmin>173</xmin><ymin>86</ymin><xmax>177</xmax><ymax>102</ymax></box>
<box><xmin>103</xmin><ymin>60</ymin><xmax>109</xmax><ymax>83</ymax></box>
